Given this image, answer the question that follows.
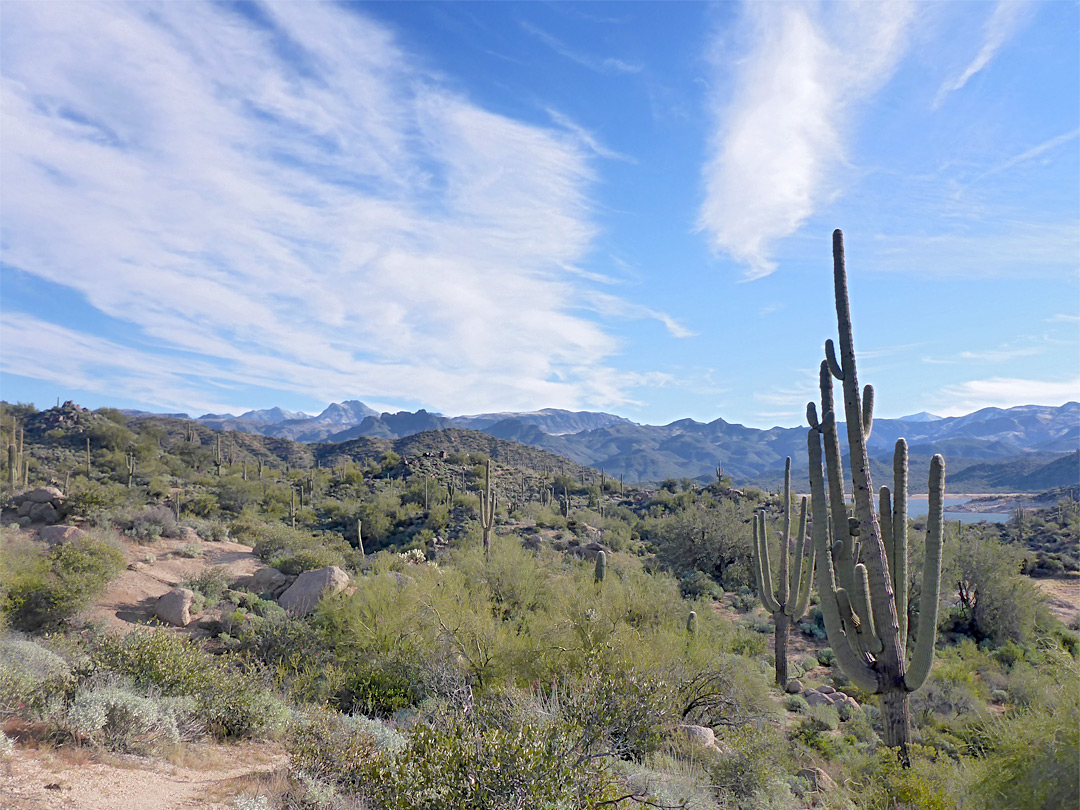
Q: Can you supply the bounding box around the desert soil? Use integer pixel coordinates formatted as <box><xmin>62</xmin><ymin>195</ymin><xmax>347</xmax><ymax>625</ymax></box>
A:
<box><xmin>85</xmin><ymin>536</ymin><xmax>264</xmax><ymax>635</ymax></box>
<box><xmin>1034</xmin><ymin>575</ymin><xmax>1080</xmax><ymax>626</ymax></box>
<box><xmin>3</xmin><ymin>529</ymin><xmax>281</xmax><ymax>809</ymax></box>
<box><xmin>0</xmin><ymin>740</ymin><xmax>285</xmax><ymax>810</ymax></box>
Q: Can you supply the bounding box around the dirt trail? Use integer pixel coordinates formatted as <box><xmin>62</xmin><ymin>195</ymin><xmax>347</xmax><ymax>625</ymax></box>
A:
<box><xmin>85</xmin><ymin>536</ymin><xmax>263</xmax><ymax>634</ymax></box>
<box><xmin>2</xmin><ymin>530</ymin><xmax>279</xmax><ymax>808</ymax></box>
<box><xmin>1034</xmin><ymin>575</ymin><xmax>1080</xmax><ymax>627</ymax></box>
<box><xmin>0</xmin><ymin>741</ymin><xmax>285</xmax><ymax>810</ymax></box>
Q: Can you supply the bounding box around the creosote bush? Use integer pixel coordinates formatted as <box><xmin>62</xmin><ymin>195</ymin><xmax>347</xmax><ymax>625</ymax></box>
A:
<box><xmin>89</xmin><ymin>631</ymin><xmax>287</xmax><ymax>740</ymax></box>
<box><xmin>1</xmin><ymin>534</ymin><xmax>125</xmax><ymax>632</ymax></box>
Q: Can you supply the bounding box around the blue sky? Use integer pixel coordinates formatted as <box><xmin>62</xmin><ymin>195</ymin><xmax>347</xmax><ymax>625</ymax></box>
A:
<box><xmin>1</xmin><ymin>1</ymin><xmax>1077</xmax><ymax>428</ymax></box>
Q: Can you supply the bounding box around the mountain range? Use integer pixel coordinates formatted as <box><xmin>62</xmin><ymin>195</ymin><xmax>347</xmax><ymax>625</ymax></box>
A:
<box><xmin>125</xmin><ymin>401</ymin><xmax>1079</xmax><ymax>492</ymax></box>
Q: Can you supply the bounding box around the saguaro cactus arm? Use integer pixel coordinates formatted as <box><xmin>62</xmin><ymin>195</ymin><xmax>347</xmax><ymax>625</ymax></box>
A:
<box><xmin>753</xmin><ymin>511</ymin><xmax>781</xmax><ymax>614</ymax></box>
<box><xmin>905</xmin><ymin>454</ymin><xmax>945</xmax><ymax>691</ymax></box>
<box><xmin>809</xmin><ymin>424</ymin><xmax>878</xmax><ymax>692</ymax></box>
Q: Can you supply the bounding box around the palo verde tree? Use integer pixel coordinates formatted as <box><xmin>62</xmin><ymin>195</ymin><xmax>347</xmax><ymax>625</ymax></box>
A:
<box><xmin>752</xmin><ymin>457</ymin><xmax>815</xmax><ymax>686</ymax></box>
<box><xmin>805</xmin><ymin>229</ymin><xmax>945</xmax><ymax>765</ymax></box>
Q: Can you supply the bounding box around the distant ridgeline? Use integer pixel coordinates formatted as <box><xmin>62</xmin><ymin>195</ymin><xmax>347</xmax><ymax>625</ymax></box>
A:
<box><xmin>13</xmin><ymin>399</ymin><xmax>1080</xmax><ymax>491</ymax></box>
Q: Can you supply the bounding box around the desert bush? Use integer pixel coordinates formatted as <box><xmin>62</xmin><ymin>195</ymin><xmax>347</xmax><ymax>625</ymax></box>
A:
<box><xmin>0</xmin><ymin>633</ymin><xmax>73</xmax><ymax>716</ymax></box>
<box><xmin>357</xmin><ymin>711</ymin><xmax>622</xmax><ymax>810</ymax></box>
<box><xmin>1</xmin><ymin>535</ymin><xmax>125</xmax><ymax>632</ymax></box>
<box><xmin>60</xmin><ymin>676</ymin><xmax>200</xmax><ymax>754</ymax></box>
<box><xmin>181</xmin><ymin>566</ymin><xmax>231</xmax><ymax>612</ymax></box>
<box><xmin>711</xmin><ymin>722</ymin><xmax>792</xmax><ymax>809</ymax></box>
<box><xmin>67</xmin><ymin>481</ymin><xmax>129</xmax><ymax>523</ymax></box>
<box><xmin>271</xmin><ymin>546</ymin><xmax>346</xmax><ymax>576</ymax></box>
<box><xmin>89</xmin><ymin>631</ymin><xmax>287</xmax><ymax>739</ymax></box>
<box><xmin>287</xmin><ymin>707</ymin><xmax>383</xmax><ymax>792</ymax></box>
<box><xmin>784</xmin><ymin>693</ymin><xmax>809</xmax><ymax>714</ymax></box>
<box><xmin>120</xmin><ymin>504</ymin><xmax>178</xmax><ymax>542</ymax></box>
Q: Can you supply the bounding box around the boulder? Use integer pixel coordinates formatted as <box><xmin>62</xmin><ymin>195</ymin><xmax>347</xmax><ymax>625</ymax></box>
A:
<box><xmin>797</xmin><ymin>767</ymin><xmax>837</xmax><ymax>793</ymax></box>
<box><xmin>251</xmin><ymin>566</ymin><xmax>290</xmax><ymax>598</ymax></box>
<box><xmin>25</xmin><ymin>486</ymin><xmax>64</xmax><ymax>504</ymax></box>
<box><xmin>17</xmin><ymin>501</ymin><xmax>32</xmax><ymax>517</ymax></box>
<box><xmin>678</xmin><ymin>725</ymin><xmax>717</xmax><ymax>748</ymax></box>
<box><xmin>27</xmin><ymin>502</ymin><xmax>59</xmax><ymax>524</ymax></box>
<box><xmin>817</xmin><ymin>684</ymin><xmax>836</xmax><ymax>694</ymax></box>
<box><xmin>804</xmin><ymin>690</ymin><xmax>834</xmax><ymax>708</ymax></box>
<box><xmin>278</xmin><ymin>566</ymin><xmax>351</xmax><ymax>615</ymax></box>
<box><xmin>38</xmin><ymin>525</ymin><xmax>88</xmax><ymax>546</ymax></box>
<box><xmin>156</xmin><ymin>588</ymin><xmax>196</xmax><ymax>627</ymax></box>
<box><xmin>785</xmin><ymin>680</ymin><xmax>804</xmax><ymax>694</ymax></box>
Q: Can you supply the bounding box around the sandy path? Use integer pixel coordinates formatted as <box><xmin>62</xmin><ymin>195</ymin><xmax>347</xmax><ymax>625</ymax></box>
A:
<box><xmin>85</xmin><ymin>538</ymin><xmax>264</xmax><ymax>634</ymax></box>
<box><xmin>0</xmin><ymin>741</ymin><xmax>285</xmax><ymax>810</ymax></box>
<box><xmin>1034</xmin><ymin>576</ymin><xmax>1080</xmax><ymax>627</ymax></box>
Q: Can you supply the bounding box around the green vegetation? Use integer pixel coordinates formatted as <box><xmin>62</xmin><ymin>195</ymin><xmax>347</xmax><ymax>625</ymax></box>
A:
<box><xmin>0</xmin><ymin>394</ymin><xmax>1076</xmax><ymax>808</ymax></box>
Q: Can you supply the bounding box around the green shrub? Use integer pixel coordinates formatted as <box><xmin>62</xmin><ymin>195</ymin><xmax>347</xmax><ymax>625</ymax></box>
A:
<box><xmin>181</xmin><ymin>566</ymin><xmax>231</xmax><ymax>612</ymax></box>
<box><xmin>358</xmin><ymin>712</ymin><xmax>621</xmax><ymax>810</ymax></box>
<box><xmin>2</xmin><ymin>536</ymin><xmax>125</xmax><ymax>632</ymax></box>
<box><xmin>784</xmin><ymin>693</ymin><xmax>809</xmax><ymax>714</ymax></box>
<box><xmin>271</xmin><ymin>547</ymin><xmax>345</xmax><ymax>576</ymax></box>
<box><xmin>90</xmin><ymin>632</ymin><xmax>286</xmax><ymax>739</ymax></box>
<box><xmin>287</xmin><ymin>707</ymin><xmax>382</xmax><ymax>792</ymax></box>
<box><xmin>61</xmin><ymin>677</ymin><xmax>199</xmax><ymax>754</ymax></box>
<box><xmin>0</xmin><ymin>634</ymin><xmax>74</xmax><ymax>715</ymax></box>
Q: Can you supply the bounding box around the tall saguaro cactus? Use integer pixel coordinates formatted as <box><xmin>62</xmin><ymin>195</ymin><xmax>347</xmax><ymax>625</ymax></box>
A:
<box><xmin>806</xmin><ymin>230</ymin><xmax>945</xmax><ymax>764</ymax></box>
<box><xmin>753</xmin><ymin>457</ymin><xmax>816</xmax><ymax>685</ymax></box>
<box><xmin>479</xmin><ymin>457</ymin><xmax>496</xmax><ymax>558</ymax></box>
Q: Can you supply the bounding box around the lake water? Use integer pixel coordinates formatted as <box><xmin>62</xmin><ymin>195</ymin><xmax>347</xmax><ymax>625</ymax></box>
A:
<box><xmin>876</xmin><ymin>495</ymin><xmax>1012</xmax><ymax>525</ymax></box>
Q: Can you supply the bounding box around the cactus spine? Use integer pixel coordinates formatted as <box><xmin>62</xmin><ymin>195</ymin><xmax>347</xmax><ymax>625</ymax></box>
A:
<box><xmin>806</xmin><ymin>230</ymin><xmax>945</xmax><ymax>765</ymax></box>
<box><xmin>594</xmin><ymin>550</ymin><xmax>607</xmax><ymax>585</ymax></box>
<box><xmin>752</xmin><ymin>457</ymin><xmax>815</xmax><ymax>685</ymax></box>
<box><xmin>479</xmin><ymin>457</ymin><xmax>496</xmax><ymax>558</ymax></box>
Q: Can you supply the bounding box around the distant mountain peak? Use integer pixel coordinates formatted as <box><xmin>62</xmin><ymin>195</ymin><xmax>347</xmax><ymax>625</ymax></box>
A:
<box><xmin>900</xmin><ymin>411</ymin><xmax>944</xmax><ymax>422</ymax></box>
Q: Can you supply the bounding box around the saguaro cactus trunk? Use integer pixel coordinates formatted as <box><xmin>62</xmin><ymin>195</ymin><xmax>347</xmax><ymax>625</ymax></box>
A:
<box><xmin>805</xmin><ymin>230</ymin><xmax>945</xmax><ymax>765</ymax></box>
<box><xmin>752</xmin><ymin>457</ymin><xmax>815</xmax><ymax>686</ymax></box>
<box><xmin>479</xmin><ymin>458</ymin><xmax>496</xmax><ymax>559</ymax></box>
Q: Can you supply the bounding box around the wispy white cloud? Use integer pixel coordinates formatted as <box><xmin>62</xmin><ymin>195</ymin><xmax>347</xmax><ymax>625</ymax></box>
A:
<box><xmin>965</xmin><ymin>127</ymin><xmax>1080</xmax><ymax>189</ymax></box>
<box><xmin>923</xmin><ymin>344</ymin><xmax>1044</xmax><ymax>365</ymax></box>
<box><xmin>866</xmin><ymin>222</ymin><xmax>1079</xmax><ymax>279</ymax></box>
<box><xmin>1046</xmin><ymin>313</ymin><xmax>1080</xmax><ymax>324</ymax></box>
<box><xmin>934</xmin><ymin>0</ymin><xmax>1029</xmax><ymax>108</ymax></box>
<box><xmin>0</xmin><ymin>1</ymin><xmax>657</xmax><ymax>415</ymax></box>
<box><xmin>935</xmin><ymin>375</ymin><xmax>1080</xmax><ymax>416</ymax></box>
<box><xmin>520</xmin><ymin>21</ymin><xmax>642</xmax><ymax>75</ymax></box>
<box><xmin>699</xmin><ymin>1</ymin><xmax>914</xmax><ymax>279</ymax></box>
<box><xmin>544</xmin><ymin>107</ymin><xmax>635</xmax><ymax>163</ymax></box>
<box><xmin>583</xmin><ymin>292</ymin><xmax>695</xmax><ymax>339</ymax></box>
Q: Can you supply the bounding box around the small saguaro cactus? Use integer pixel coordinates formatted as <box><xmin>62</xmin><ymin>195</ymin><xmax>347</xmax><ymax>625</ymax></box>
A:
<box><xmin>125</xmin><ymin>452</ymin><xmax>136</xmax><ymax>488</ymax></box>
<box><xmin>805</xmin><ymin>229</ymin><xmax>945</xmax><ymax>765</ymax></box>
<box><xmin>686</xmin><ymin>610</ymin><xmax>698</xmax><ymax>637</ymax></box>
<box><xmin>594</xmin><ymin>550</ymin><xmax>607</xmax><ymax>585</ymax></box>
<box><xmin>479</xmin><ymin>457</ymin><xmax>496</xmax><ymax>558</ymax></box>
<box><xmin>752</xmin><ymin>457</ymin><xmax>816</xmax><ymax>686</ymax></box>
<box><xmin>356</xmin><ymin>519</ymin><xmax>365</xmax><ymax>559</ymax></box>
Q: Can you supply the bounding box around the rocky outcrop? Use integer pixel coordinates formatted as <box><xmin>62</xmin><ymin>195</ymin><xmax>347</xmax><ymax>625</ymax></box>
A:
<box><xmin>156</xmin><ymin>588</ymin><xmax>196</xmax><ymax>627</ymax></box>
<box><xmin>251</xmin><ymin>566</ymin><xmax>292</xmax><ymax>599</ymax></box>
<box><xmin>38</xmin><ymin>525</ymin><xmax>88</xmax><ymax>546</ymax></box>
<box><xmin>802</xmin><ymin>685</ymin><xmax>860</xmax><ymax>712</ymax></box>
<box><xmin>16</xmin><ymin>487</ymin><xmax>66</xmax><ymax>524</ymax></box>
<box><xmin>278</xmin><ymin>566</ymin><xmax>350</xmax><ymax>616</ymax></box>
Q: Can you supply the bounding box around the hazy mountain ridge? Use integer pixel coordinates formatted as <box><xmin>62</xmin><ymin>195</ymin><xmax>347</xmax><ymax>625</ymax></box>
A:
<box><xmin>123</xmin><ymin>400</ymin><xmax>1078</xmax><ymax>491</ymax></box>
